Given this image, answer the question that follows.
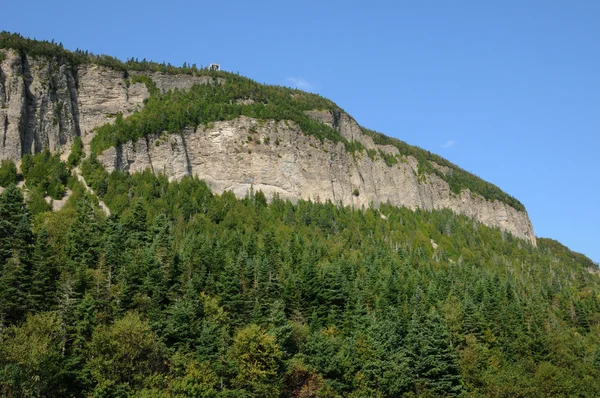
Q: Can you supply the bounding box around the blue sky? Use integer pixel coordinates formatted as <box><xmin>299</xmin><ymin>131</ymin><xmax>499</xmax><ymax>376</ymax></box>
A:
<box><xmin>4</xmin><ymin>1</ymin><xmax>599</xmax><ymax>262</ymax></box>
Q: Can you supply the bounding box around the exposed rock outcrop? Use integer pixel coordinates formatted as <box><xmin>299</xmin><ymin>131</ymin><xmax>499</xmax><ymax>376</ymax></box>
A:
<box><xmin>76</xmin><ymin>64</ymin><xmax>148</xmax><ymax>149</ymax></box>
<box><xmin>0</xmin><ymin>49</ymin><xmax>221</xmax><ymax>160</ymax></box>
<box><xmin>97</xmin><ymin>116</ymin><xmax>536</xmax><ymax>244</ymax></box>
<box><xmin>0</xmin><ymin>49</ymin><xmax>536</xmax><ymax>244</ymax></box>
<box><xmin>0</xmin><ymin>49</ymin><xmax>144</xmax><ymax>160</ymax></box>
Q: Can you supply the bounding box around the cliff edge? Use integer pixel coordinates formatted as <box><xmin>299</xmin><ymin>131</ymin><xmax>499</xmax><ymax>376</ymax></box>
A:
<box><xmin>0</xmin><ymin>45</ymin><xmax>536</xmax><ymax>245</ymax></box>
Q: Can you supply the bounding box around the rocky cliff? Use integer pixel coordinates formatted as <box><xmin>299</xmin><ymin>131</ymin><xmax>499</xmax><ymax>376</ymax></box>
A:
<box><xmin>0</xmin><ymin>48</ymin><xmax>536</xmax><ymax>245</ymax></box>
<box><xmin>0</xmin><ymin>49</ymin><xmax>218</xmax><ymax>160</ymax></box>
<box><xmin>96</xmin><ymin>116</ymin><xmax>536</xmax><ymax>244</ymax></box>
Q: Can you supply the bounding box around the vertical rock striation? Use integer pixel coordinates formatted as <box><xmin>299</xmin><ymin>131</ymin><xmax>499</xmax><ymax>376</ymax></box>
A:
<box><xmin>0</xmin><ymin>50</ymin><xmax>219</xmax><ymax>160</ymax></box>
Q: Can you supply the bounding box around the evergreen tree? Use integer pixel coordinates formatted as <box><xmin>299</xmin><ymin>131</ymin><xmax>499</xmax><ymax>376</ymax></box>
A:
<box><xmin>126</xmin><ymin>200</ymin><xmax>148</xmax><ymax>247</ymax></box>
<box><xmin>0</xmin><ymin>253</ymin><xmax>30</xmax><ymax>326</ymax></box>
<box><xmin>66</xmin><ymin>195</ymin><xmax>103</xmax><ymax>272</ymax></box>
<box><xmin>593</xmin><ymin>345</ymin><xmax>600</xmax><ymax>370</ymax></box>
<box><xmin>0</xmin><ymin>186</ymin><xmax>33</xmax><ymax>325</ymax></box>
<box><xmin>405</xmin><ymin>309</ymin><xmax>463</xmax><ymax>396</ymax></box>
<box><xmin>217</xmin><ymin>256</ymin><xmax>247</xmax><ymax>325</ymax></box>
<box><xmin>0</xmin><ymin>185</ymin><xmax>30</xmax><ymax>264</ymax></box>
<box><xmin>0</xmin><ymin>159</ymin><xmax>17</xmax><ymax>186</ymax></box>
<box><xmin>102</xmin><ymin>216</ymin><xmax>126</xmax><ymax>291</ymax></box>
<box><xmin>30</xmin><ymin>228</ymin><xmax>58</xmax><ymax>312</ymax></box>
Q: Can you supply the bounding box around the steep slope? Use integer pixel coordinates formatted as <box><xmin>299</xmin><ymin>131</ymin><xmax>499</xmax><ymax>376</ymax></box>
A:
<box><xmin>0</xmin><ymin>47</ymin><xmax>216</xmax><ymax>160</ymax></box>
<box><xmin>0</xmin><ymin>33</ymin><xmax>535</xmax><ymax>244</ymax></box>
<box><xmin>96</xmin><ymin>116</ymin><xmax>535</xmax><ymax>243</ymax></box>
<box><xmin>1</xmin><ymin>163</ymin><xmax>599</xmax><ymax>397</ymax></box>
<box><xmin>2</xmin><ymin>32</ymin><xmax>600</xmax><ymax>398</ymax></box>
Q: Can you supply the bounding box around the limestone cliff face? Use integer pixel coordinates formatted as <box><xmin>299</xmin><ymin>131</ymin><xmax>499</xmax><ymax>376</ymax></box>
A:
<box><xmin>0</xmin><ymin>49</ymin><xmax>144</xmax><ymax>160</ymax></box>
<box><xmin>1</xmin><ymin>49</ymin><xmax>80</xmax><ymax>160</ymax></box>
<box><xmin>0</xmin><ymin>49</ymin><xmax>536</xmax><ymax>244</ymax></box>
<box><xmin>97</xmin><ymin>116</ymin><xmax>536</xmax><ymax>244</ymax></box>
<box><xmin>0</xmin><ymin>49</ymin><xmax>220</xmax><ymax>160</ymax></box>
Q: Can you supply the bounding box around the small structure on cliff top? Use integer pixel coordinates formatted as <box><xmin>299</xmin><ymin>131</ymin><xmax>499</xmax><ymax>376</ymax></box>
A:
<box><xmin>208</xmin><ymin>63</ymin><xmax>220</xmax><ymax>71</ymax></box>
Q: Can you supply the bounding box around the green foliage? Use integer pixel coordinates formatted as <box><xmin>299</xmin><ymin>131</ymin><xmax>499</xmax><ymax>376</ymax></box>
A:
<box><xmin>362</xmin><ymin>127</ymin><xmax>525</xmax><ymax>211</ymax></box>
<box><xmin>84</xmin><ymin>312</ymin><xmax>166</xmax><ymax>395</ymax></box>
<box><xmin>0</xmin><ymin>185</ymin><xmax>33</xmax><ymax>325</ymax></box>
<box><xmin>27</xmin><ymin>188</ymin><xmax>52</xmax><ymax>216</ymax></box>
<box><xmin>67</xmin><ymin>136</ymin><xmax>85</xmax><ymax>167</ymax></box>
<box><xmin>29</xmin><ymin>228</ymin><xmax>57</xmax><ymax>311</ymax></box>
<box><xmin>379</xmin><ymin>149</ymin><xmax>399</xmax><ymax>167</ymax></box>
<box><xmin>128</xmin><ymin>74</ymin><xmax>160</xmax><ymax>96</ymax></box>
<box><xmin>538</xmin><ymin>237</ymin><xmax>598</xmax><ymax>269</ymax></box>
<box><xmin>230</xmin><ymin>324</ymin><xmax>282</xmax><ymax>396</ymax></box>
<box><xmin>0</xmin><ymin>159</ymin><xmax>17</xmax><ymax>186</ymax></box>
<box><xmin>2</xmin><ymin>155</ymin><xmax>600</xmax><ymax>395</ymax></box>
<box><xmin>0</xmin><ymin>31</ymin><xmax>220</xmax><ymax>75</ymax></box>
<box><xmin>22</xmin><ymin>150</ymin><xmax>69</xmax><ymax>200</ymax></box>
<box><xmin>0</xmin><ymin>312</ymin><xmax>66</xmax><ymax>397</ymax></box>
<box><xmin>89</xmin><ymin>73</ymin><xmax>342</xmax><ymax>154</ymax></box>
<box><xmin>594</xmin><ymin>345</ymin><xmax>600</xmax><ymax>370</ymax></box>
<box><xmin>0</xmin><ymin>32</ymin><xmax>72</xmax><ymax>62</ymax></box>
<box><xmin>405</xmin><ymin>309</ymin><xmax>462</xmax><ymax>395</ymax></box>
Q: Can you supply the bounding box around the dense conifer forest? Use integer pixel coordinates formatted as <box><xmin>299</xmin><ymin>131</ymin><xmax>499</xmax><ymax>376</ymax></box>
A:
<box><xmin>1</xmin><ymin>32</ymin><xmax>600</xmax><ymax>397</ymax></box>
<box><xmin>0</xmin><ymin>151</ymin><xmax>599</xmax><ymax>397</ymax></box>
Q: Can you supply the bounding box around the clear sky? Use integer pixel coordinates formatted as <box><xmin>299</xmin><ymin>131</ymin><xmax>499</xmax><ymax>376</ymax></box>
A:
<box><xmin>4</xmin><ymin>0</ymin><xmax>599</xmax><ymax>262</ymax></box>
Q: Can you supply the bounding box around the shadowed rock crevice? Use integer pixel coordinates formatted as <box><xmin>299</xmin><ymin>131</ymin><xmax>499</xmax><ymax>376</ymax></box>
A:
<box><xmin>180</xmin><ymin>130</ymin><xmax>192</xmax><ymax>176</ymax></box>
<box><xmin>18</xmin><ymin>51</ymin><xmax>37</xmax><ymax>156</ymax></box>
<box><xmin>0</xmin><ymin>66</ymin><xmax>6</xmax><ymax>105</ymax></box>
<box><xmin>115</xmin><ymin>144</ymin><xmax>124</xmax><ymax>171</ymax></box>
<box><xmin>331</xmin><ymin>108</ymin><xmax>342</xmax><ymax>131</ymax></box>
<box><xmin>67</xmin><ymin>67</ymin><xmax>81</xmax><ymax>138</ymax></box>
<box><xmin>2</xmin><ymin>115</ymin><xmax>7</xmax><ymax>147</ymax></box>
<box><xmin>144</xmin><ymin>136</ymin><xmax>155</xmax><ymax>174</ymax></box>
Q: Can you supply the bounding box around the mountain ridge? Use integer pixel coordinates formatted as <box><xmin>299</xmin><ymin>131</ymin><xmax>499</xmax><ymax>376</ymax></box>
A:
<box><xmin>2</xmin><ymin>31</ymin><xmax>600</xmax><ymax>398</ymax></box>
<box><xmin>0</xmin><ymin>32</ymin><xmax>534</xmax><ymax>243</ymax></box>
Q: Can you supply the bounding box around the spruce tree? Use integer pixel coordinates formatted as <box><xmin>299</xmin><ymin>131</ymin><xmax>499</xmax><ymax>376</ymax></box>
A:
<box><xmin>0</xmin><ymin>186</ymin><xmax>33</xmax><ymax>325</ymax></box>
<box><xmin>0</xmin><ymin>185</ymin><xmax>30</xmax><ymax>264</ymax></box>
<box><xmin>593</xmin><ymin>345</ymin><xmax>600</xmax><ymax>370</ymax></box>
<box><xmin>66</xmin><ymin>195</ymin><xmax>102</xmax><ymax>272</ymax></box>
<box><xmin>30</xmin><ymin>228</ymin><xmax>57</xmax><ymax>311</ymax></box>
<box><xmin>405</xmin><ymin>309</ymin><xmax>463</xmax><ymax>396</ymax></box>
<box><xmin>0</xmin><ymin>253</ymin><xmax>30</xmax><ymax>326</ymax></box>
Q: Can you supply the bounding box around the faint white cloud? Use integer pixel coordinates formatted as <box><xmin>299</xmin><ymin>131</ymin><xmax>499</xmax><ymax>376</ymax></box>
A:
<box><xmin>286</xmin><ymin>77</ymin><xmax>317</xmax><ymax>92</ymax></box>
<box><xmin>441</xmin><ymin>140</ymin><xmax>455</xmax><ymax>148</ymax></box>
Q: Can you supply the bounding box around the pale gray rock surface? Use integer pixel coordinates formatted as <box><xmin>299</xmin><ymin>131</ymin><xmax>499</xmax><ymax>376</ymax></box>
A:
<box><xmin>1</xmin><ymin>49</ymin><xmax>80</xmax><ymax>160</ymax></box>
<box><xmin>0</xmin><ymin>50</ymin><xmax>220</xmax><ymax>160</ymax></box>
<box><xmin>98</xmin><ymin>116</ymin><xmax>536</xmax><ymax>244</ymax></box>
<box><xmin>0</xmin><ymin>50</ymin><xmax>536</xmax><ymax>244</ymax></box>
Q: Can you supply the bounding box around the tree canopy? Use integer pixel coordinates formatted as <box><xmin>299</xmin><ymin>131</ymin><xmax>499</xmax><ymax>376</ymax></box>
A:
<box><xmin>0</xmin><ymin>154</ymin><xmax>598</xmax><ymax>396</ymax></box>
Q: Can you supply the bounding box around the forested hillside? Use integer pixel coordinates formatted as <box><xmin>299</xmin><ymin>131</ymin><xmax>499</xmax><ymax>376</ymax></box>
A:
<box><xmin>0</xmin><ymin>152</ymin><xmax>599</xmax><ymax>397</ymax></box>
